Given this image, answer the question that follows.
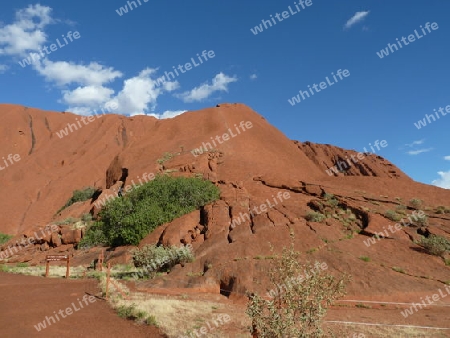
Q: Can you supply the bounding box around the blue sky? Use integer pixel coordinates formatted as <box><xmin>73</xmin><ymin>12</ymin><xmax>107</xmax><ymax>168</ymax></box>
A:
<box><xmin>0</xmin><ymin>1</ymin><xmax>449</xmax><ymax>188</ymax></box>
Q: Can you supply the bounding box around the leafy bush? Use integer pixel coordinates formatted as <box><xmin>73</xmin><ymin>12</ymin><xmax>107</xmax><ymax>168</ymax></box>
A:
<box><xmin>0</xmin><ymin>233</ymin><xmax>13</xmax><ymax>245</ymax></box>
<box><xmin>246</xmin><ymin>235</ymin><xmax>348</xmax><ymax>337</ymax></box>
<box><xmin>384</xmin><ymin>210</ymin><xmax>402</xmax><ymax>222</ymax></box>
<box><xmin>305</xmin><ymin>212</ymin><xmax>326</xmax><ymax>223</ymax></box>
<box><xmin>78</xmin><ymin>222</ymin><xmax>108</xmax><ymax>248</ymax></box>
<box><xmin>96</xmin><ymin>175</ymin><xmax>220</xmax><ymax>246</ymax></box>
<box><xmin>58</xmin><ymin>187</ymin><xmax>96</xmax><ymax>213</ymax></box>
<box><xmin>131</xmin><ymin>244</ymin><xmax>194</xmax><ymax>276</ymax></box>
<box><xmin>419</xmin><ymin>235</ymin><xmax>450</xmax><ymax>256</ymax></box>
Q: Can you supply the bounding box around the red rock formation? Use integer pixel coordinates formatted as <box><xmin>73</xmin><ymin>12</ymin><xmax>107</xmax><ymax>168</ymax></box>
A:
<box><xmin>1</xmin><ymin>103</ymin><xmax>449</xmax><ymax>301</ymax></box>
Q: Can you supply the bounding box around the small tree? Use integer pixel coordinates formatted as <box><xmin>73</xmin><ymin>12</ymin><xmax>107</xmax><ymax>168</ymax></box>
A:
<box><xmin>246</xmin><ymin>234</ymin><xmax>349</xmax><ymax>338</ymax></box>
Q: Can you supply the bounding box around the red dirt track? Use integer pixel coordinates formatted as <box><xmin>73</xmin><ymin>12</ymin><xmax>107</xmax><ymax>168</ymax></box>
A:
<box><xmin>0</xmin><ymin>272</ymin><xmax>165</xmax><ymax>338</ymax></box>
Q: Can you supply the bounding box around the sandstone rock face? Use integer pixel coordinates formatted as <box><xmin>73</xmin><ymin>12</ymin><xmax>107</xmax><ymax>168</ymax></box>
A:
<box><xmin>1</xmin><ymin>103</ymin><xmax>450</xmax><ymax>301</ymax></box>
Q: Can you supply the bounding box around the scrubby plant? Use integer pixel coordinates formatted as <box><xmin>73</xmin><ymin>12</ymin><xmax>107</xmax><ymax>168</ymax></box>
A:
<box><xmin>156</xmin><ymin>152</ymin><xmax>176</xmax><ymax>164</ymax></box>
<box><xmin>86</xmin><ymin>175</ymin><xmax>220</xmax><ymax>246</ymax></box>
<box><xmin>78</xmin><ymin>222</ymin><xmax>108</xmax><ymax>249</ymax></box>
<box><xmin>305</xmin><ymin>211</ymin><xmax>326</xmax><ymax>223</ymax></box>
<box><xmin>419</xmin><ymin>235</ymin><xmax>450</xmax><ymax>257</ymax></box>
<box><xmin>81</xmin><ymin>213</ymin><xmax>93</xmax><ymax>222</ymax></box>
<box><xmin>131</xmin><ymin>244</ymin><xmax>194</xmax><ymax>276</ymax></box>
<box><xmin>384</xmin><ymin>210</ymin><xmax>402</xmax><ymax>222</ymax></box>
<box><xmin>414</xmin><ymin>214</ymin><xmax>428</xmax><ymax>226</ymax></box>
<box><xmin>436</xmin><ymin>206</ymin><xmax>450</xmax><ymax>214</ymax></box>
<box><xmin>246</xmin><ymin>234</ymin><xmax>349</xmax><ymax>338</ymax></box>
<box><xmin>392</xmin><ymin>267</ymin><xmax>405</xmax><ymax>274</ymax></box>
<box><xmin>359</xmin><ymin>256</ymin><xmax>370</xmax><ymax>262</ymax></box>
<box><xmin>117</xmin><ymin>304</ymin><xmax>138</xmax><ymax>319</ymax></box>
<box><xmin>409</xmin><ymin>198</ymin><xmax>423</xmax><ymax>209</ymax></box>
<box><xmin>0</xmin><ymin>233</ymin><xmax>13</xmax><ymax>245</ymax></box>
<box><xmin>57</xmin><ymin>187</ymin><xmax>96</xmax><ymax>213</ymax></box>
<box><xmin>55</xmin><ymin>217</ymin><xmax>79</xmax><ymax>225</ymax></box>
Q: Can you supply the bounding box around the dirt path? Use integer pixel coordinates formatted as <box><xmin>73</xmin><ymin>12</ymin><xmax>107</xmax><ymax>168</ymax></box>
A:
<box><xmin>0</xmin><ymin>272</ymin><xmax>165</xmax><ymax>338</ymax></box>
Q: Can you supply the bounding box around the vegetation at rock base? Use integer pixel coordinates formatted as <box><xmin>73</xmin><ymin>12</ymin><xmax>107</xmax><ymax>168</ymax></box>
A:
<box><xmin>83</xmin><ymin>175</ymin><xmax>220</xmax><ymax>246</ymax></box>
<box><xmin>131</xmin><ymin>244</ymin><xmax>194</xmax><ymax>277</ymax></box>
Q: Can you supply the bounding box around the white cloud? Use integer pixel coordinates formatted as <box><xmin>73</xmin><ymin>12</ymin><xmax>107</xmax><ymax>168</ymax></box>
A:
<box><xmin>176</xmin><ymin>73</ymin><xmax>237</xmax><ymax>103</ymax></box>
<box><xmin>0</xmin><ymin>64</ymin><xmax>8</xmax><ymax>73</ymax></box>
<box><xmin>146</xmin><ymin>110</ymin><xmax>187</xmax><ymax>119</ymax></box>
<box><xmin>405</xmin><ymin>139</ymin><xmax>425</xmax><ymax>147</ymax></box>
<box><xmin>432</xmin><ymin>171</ymin><xmax>450</xmax><ymax>189</ymax></box>
<box><xmin>105</xmin><ymin>68</ymin><xmax>178</xmax><ymax>115</ymax></box>
<box><xmin>407</xmin><ymin>148</ymin><xmax>433</xmax><ymax>155</ymax></box>
<box><xmin>444</xmin><ymin>156</ymin><xmax>450</xmax><ymax>161</ymax></box>
<box><xmin>250</xmin><ymin>74</ymin><xmax>258</xmax><ymax>80</ymax></box>
<box><xmin>35</xmin><ymin>59</ymin><xmax>123</xmax><ymax>86</ymax></box>
<box><xmin>62</xmin><ymin>86</ymin><xmax>114</xmax><ymax>107</ymax></box>
<box><xmin>0</xmin><ymin>4</ymin><xmax>54</xmax><ymax>56</ymax></box>
<box><xmin>344</xmin><ymin>11</ymin><xmax>370</xmax><ymax>30</ymax></box>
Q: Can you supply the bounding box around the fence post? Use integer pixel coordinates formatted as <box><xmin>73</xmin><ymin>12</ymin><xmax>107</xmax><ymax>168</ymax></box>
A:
<box><xmin>66</xmin><ymin>255</ymin><xmax>70</xmax><ymax>279</ymax></box>
<box><xmin>106</xmin><ymin>262</ymin><xmax>111</xmax><ymax>300</ymax></box>
<box><xmin>45</xmin><ymin>260</ymin><xmax>49</xmax><ymax>277</ymax></box>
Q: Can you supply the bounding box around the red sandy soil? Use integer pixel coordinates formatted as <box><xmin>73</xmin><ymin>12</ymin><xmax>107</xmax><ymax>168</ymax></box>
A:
<box><xmin>0</xmin><ymin>272</ymin><xmax>165</xmax><ymax>338</ymax></box>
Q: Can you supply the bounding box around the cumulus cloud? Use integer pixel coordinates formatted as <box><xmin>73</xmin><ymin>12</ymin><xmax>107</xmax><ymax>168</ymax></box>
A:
<box><xmin>0</xmin><ymin>4</ymin><xmax>53</xmax><ymax>56</ymax></box>
<box><xmin>35</xmin><ymin>61</ymin><xmax>180</xmax><ymax>116</ymax></box>
<box><xmin>62</xmin><ymin>86</ymin><xmax>114</xmax><ymax>107</ymax></box>
<box><xmin>0</xmin><ymin>64</ymin><xmax>8</xmax><ymax>73</ymax></box>
<box><xmin>444</xmin><ymin>156</ymin><xmax>450</xmax><ymax>161</ymax></box>
<box><xmin>105</xmin><ymin>68</ymin><xmax>178</xmax><ymax>115</ymax></box>
<box><xmin>407</xmin><ymin>148</ymin><xmax>433</xmax><ymax>155</ymax></box>
<box><xmin>344</xmin><ymin>11</ymin><xmax>370</xmax><ymax>30</ymax></box>
<box><xmin>432</xmin><ymin>171</ymin><xmax>450</xmax><ymax>189</ymax></box>
<box><xmin>250</xmin><ymin>74</ymin><xmax>258</xmax><ymax>80</ymax></box>
<box><xmin>176</xmin><ymin>73</ymin><xmax>237</xmax><ymax>103</ymax></box>
<box><xmin>35</xmin><ymin>59</ymin><xmax>123</xmax><ymax>86</ymax></box>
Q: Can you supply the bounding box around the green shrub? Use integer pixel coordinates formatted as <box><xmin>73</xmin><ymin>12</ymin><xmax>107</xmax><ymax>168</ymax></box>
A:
<box><xmin>58</xmin><ymin>187</ymin><xmax>96</xmax><ymax>213</ymax></box>
<box><xmin>419</xmin><ymin>235</ymin><xmax>450</xmax><ymax>256</ymax></box>
<box><xmin>384</xmin><ymin>210</ymin><xmax>402</xmax><ymax>222</ymax></box>
<box><xmin>305</xmin><ymin>212</ymin><xmax>326</xmax><ymax>223</ymax></box>
<box><xmin>0</xmin><ymin>233</ymin><xmax>13</xmax><ymax>245</ymax></box>
<box><xmin>95</xmin><ymin>175</ymin><xmax>219</xmax><ymax>246</ymax></box>
<box><xmin>414</xmin><ymin>214</ymin><xmax>428</xmax><ymax>226</ymax></box>
<box><xmin>436</xmin><ymin>206</ymin><xmax>450</xmax><ymax>214</ymax></box>
<box><xmin>131</xmin><ymin>244</ymin><xmax>194</xmax><ymax>276</ymax></box>
<box><xmin>409</xmin><ymin>198</ymin><xmax>423</xmax><ymax>209</ymax></box>
<box><xmin>78</xmin><ymin>222</ymin><xmax>108</xmax><ymax>249</ymax></box>
<box><xmin>246</xmin><ymin>235</ymin><xmax>348</xmax><ymax>337</ymax></box>
<box><xmin>117</xmin><ymin>304</ymin><xmax>137</xmax><ymax>319</ymax></box>
<box><xmin>359</xmin><ymin>256</ymin><xmax>370</xmax><ymax>262</ymax></box>
<box><xmin>146</xmin><ymin>315</ymin><xmax>158</xmax><ymax>326</ymax></box>
<box><xmin>81</xmin><ymin>213</ymin><xmax>93</xmax><ymax>222</ymax></box>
